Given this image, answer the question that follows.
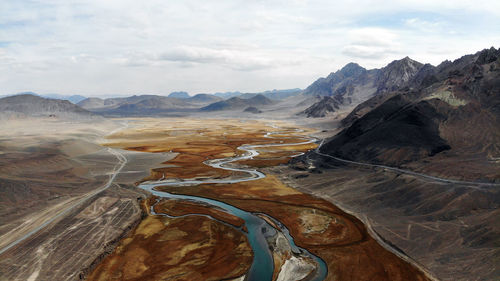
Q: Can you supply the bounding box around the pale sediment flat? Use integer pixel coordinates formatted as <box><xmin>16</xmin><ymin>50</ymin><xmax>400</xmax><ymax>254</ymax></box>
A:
<box><xmin>0</xmin><ymin>118</ymin><xmax>174</xmax><ymax>281</ymax></box>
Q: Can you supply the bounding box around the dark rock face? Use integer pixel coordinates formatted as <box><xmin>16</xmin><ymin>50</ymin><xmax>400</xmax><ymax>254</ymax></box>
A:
<box><xmin>476</xmin><ymin>47</ymin><xmax>500</xmax><ymax>65</ymax></box>
<box><xmin>320</xmin><ymin>95</ymin><xmax>450</xmax><ymax>165</ymax></box>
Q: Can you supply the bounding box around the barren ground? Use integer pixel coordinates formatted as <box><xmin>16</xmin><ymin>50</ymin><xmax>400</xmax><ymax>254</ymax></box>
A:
<box><xmin>279</xmin><ymin>154</ymin><xmax>500</xmax><ymax>281</ymax></box>
<box><xmin>0</xmin><ymin>119</ymin><xmax>171</xmax><ymax>281</ymax></box>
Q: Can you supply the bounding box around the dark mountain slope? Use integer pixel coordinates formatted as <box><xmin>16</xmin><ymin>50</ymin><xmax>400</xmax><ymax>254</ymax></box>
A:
<box><xmin>320</xmin><ymin>95</ymin><xmax>450</xmax><ymax>165</ymax></box>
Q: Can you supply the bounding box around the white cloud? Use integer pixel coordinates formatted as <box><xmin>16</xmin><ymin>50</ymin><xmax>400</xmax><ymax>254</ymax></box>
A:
<box><xmin>156</xmin><ymin>46</ymin><xmax>301</xmax><ymax>71</ymax></box>
<box><xmin>342</xmin><ymin>28</ymin><xmax>401</xmax><ymax>59</ymax></box>
<box><xmin>0</xmin><ymin>0</ymin><xmax>499</xmax><ymax>95</ymax></box>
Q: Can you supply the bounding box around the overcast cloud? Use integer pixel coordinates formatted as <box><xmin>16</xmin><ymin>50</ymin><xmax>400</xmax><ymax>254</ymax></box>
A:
<box><xmin>1</xmin><ymin>0</ymin><xmax>499</xmax><ymax>96</ymax></box>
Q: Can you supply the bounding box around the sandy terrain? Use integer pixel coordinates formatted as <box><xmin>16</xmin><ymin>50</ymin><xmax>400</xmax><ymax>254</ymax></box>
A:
<box><xmin>0</xmin><ymin>118</ymin><xmax>173</xmax><ymax>280</ymax></box>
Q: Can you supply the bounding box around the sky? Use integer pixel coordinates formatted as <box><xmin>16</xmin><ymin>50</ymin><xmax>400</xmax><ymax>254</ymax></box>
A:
<box><xmin>1</xmin><ymin>0</ymin><xmax>499</xmax><ymax>97</ymax></box>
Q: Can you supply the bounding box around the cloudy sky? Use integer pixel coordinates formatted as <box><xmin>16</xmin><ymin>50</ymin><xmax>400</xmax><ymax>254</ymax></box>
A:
<box><xmin>1</xmin><ymin>0</ymin><xmax>499</xmax><ymax>96</ymax></box>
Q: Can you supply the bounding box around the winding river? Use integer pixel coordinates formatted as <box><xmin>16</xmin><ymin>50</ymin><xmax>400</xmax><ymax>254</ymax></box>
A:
<box><xmin>138</xmin><ymin>128</ymin><xmax>328</xmax><ymax>281</ymax></box>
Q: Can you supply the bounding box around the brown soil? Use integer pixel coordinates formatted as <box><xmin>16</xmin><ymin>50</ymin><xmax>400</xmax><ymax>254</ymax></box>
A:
<box><xmin>154</xmin><ymin>198</ymin><xmax>245</xmax><ymax>228</ymax></box>
<box><xmin>87</xmin><ymin>214</ymin><xmax>252</xmax><ymax>281</ymax></box>
<box><xmin>163</xmin><ymin>177</ymin><xmax>430</xmax><ymax>281</ymax></box>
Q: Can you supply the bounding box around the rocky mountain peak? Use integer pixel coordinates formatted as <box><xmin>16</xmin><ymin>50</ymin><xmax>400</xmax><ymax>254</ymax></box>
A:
<box><xmin>376</xmin><ymin>57</ymin><xmax>424</xmax><ymax>92</ymax></box>
<box><xmin>476</xmin><ymin>47</ymin><xmax>500</xmax><ymax>65</ymax></box>
<box><xmin>338</xmin><ymin>62</ymin><xmax>366</xmax><ymax>77</ymax></box>
<box><xmin>386</xmin><ymin>56</ymin><xmax>422</xmax><ymax>71</ymax></box>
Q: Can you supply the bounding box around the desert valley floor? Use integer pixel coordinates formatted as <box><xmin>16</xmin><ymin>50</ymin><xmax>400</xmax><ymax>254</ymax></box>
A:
<box><xmin>0</xmin><ymin>117</ymin><xmax>435</xmax><ymax>281</ymax></box>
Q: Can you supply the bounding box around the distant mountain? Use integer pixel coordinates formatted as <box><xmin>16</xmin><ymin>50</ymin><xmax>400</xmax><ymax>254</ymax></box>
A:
<box><xmin>41</xmin><ymin>94</ymin><xmax>87</xmax><ymax>104</ymax></box>
<box><xmin>243</xmin><ymin>106</ymin><xmax>262</xmax><ymax>114</ymax></box>
<box><xmin>213</xmin><ymin>89</ymin><xmax>301</xmax><ymax>100</ymax></box>
<box><xmin>201</xmin><ymin>94</ymin><xmax>275</xmax><ymax>111</ymax></box>
<box><xmin>318</xmin><ymin>47</ymin><xmax>500</xmax><ymax>181</ymax></box>
<box><xmin>77</xmin><ymin>95</ymin><xmax>202</xmax><ymax>116</ymax></box>
<box><xmin>0</xmin><ymin>94</ymin><xmax>97</xmax><ymax>120</ymax></box>
<box><xmin>168</xmin><ymin>91</ymin><xmax>190</xmax><ymax>99</ymax></box>
<box><xmin>11</xmin><ymin>92</ymin><xmax>87</xmax><ymax>104</ymax></box>
<box><xmin>302</xmin><ymin>57</ymin><xmax>426</xmax><ymax>118</ymax></box>
<box><xmin>213</xmin><ymin>91</ymin><xmax>241</xmax><ymax>99</ymax></box>
<box><xmin>187</xmin><ymin>94</ymin><xmax>223</xmax><ymax>104</ymax></box>
<box><xmin>238</xmin><ymin>88</ymin><xmax>301</xmax><ymax>100</ymax></box>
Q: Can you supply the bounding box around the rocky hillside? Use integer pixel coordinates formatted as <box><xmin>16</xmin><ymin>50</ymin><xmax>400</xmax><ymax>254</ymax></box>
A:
<box><xmin>302</xmin><ymin>57</ymin><xmax>425</xmax><ymax>118</ymax></box>
<box><xmin>0</xmin><ymin>94</ymin><xmax>98</xmax><ymax>120</ymax></box>
<box><xmin>299</xmin><ymin>95</ymin><xmax>343</xmax><ymax>117</ymax></box>
<box><xmin>319</xmin><ymin>47</ymin><xmax>500</xmax><ymax>181</ymax></box>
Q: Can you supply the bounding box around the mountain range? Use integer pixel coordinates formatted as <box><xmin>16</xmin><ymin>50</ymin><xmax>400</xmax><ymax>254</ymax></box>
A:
<box><xmin>299</xmin><ymin>56</ymin><xmax>426</xmax><ymax>117</ymax></box>
<box><xmin>319</xmin><ymin>47</ymin><xmax>500</xmax><ymax>181</ymax></box>
<box><xmin>291</xmin><ymin>47</ymin><xmax>500</xmax><ymax>281</ymax></box>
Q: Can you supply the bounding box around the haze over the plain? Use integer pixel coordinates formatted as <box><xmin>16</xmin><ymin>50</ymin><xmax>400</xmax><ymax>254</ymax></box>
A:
<box><xmin>1</xmin><ymin>0</ymin><xmax>499</xmax><ymax>96</ymax></box>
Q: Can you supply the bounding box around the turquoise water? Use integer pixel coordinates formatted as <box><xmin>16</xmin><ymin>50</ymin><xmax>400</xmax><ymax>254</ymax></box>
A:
<box><xmin>138</xmin><ymin>130</ymin><xmax>327</xmax><ymax>281</ymax></box>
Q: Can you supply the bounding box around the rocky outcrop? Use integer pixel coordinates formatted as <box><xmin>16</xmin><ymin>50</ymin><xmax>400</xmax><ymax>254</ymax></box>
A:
<box><xmin>299</xmin><ymin>96</ymin><xmax>343</xmax><ymax>118</ymax></box>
